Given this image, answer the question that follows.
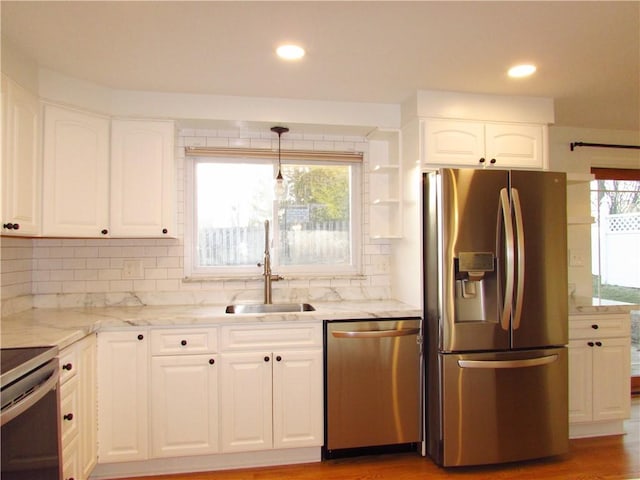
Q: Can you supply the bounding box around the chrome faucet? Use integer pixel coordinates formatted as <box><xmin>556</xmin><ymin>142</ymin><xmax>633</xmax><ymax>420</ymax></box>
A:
<box><xmin>257</xmin><ymin>220</ymin><xmax>283</xmax><ymax>304</ymax></box>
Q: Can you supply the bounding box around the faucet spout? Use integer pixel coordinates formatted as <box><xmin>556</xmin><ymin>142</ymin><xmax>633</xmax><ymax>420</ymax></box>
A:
<box><xmin>260</xmin><ymin>220</ymin><xmax>282</xmax><ymax>304</ymax></box>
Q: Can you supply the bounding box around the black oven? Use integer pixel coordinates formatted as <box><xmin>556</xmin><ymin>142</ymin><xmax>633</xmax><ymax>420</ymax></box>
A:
<box><xmin>1</xmin><ymin>347</ymin><xmax>61</xmax><ymax>480</ymax></box>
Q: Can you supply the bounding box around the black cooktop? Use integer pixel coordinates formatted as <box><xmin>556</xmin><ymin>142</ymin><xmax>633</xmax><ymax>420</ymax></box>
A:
<box><xmin>0</xmin><ymin>346</ymin><xmax>58</xmax><ymax>388</ymax></box>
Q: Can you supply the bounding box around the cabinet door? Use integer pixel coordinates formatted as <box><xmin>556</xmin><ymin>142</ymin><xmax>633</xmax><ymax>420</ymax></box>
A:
<box><xmin>97</xmin><ymin>330</ymin><xmax>148</xmax><ymax>463</ymax></box>
<box><xmin>592</xmin><ymin>337</ymin><xmax>631</xmax><ymax>422</ymax></box>
<box><xmin>110</xmin><ymin>120</ymin><xmax>175</xmax><ymax>237</ymax></box>
<box><xmin>150</xmin><ymin>354</ymin><xmax>219</xmax><ymax>457</ymax></box>
<box><xmin>1</xmin><ymin>75</ymin><xmax>41</xmax><ymax>235</ymax></box>
<box><xmin>42</xmin><ymin>105</ymin><xmax>110</xmax><ymax>237</ymax></box>
<box><xmin>423</xmin><ymin>120</ymin><xmax>484</xmax><ymax>166</ymax></box>
<box><xmin>219</xmin><ymin>352</ymin><xmax>273</xmax><ymax>452</ymax></box>
<box><xmin>568</xmin><ymin>340</ymin><xmax>593</xmax><ymax>423</ymax></box>
<box><xmin>272</xmin><ymin>349</ymin><xmax>323</xmax><ymax>449</ymax></box>
<box><xmin>77</xmin><ymin>335</ymin><xmax>97</xmax><ymax>479</ymax></box>
<box><xmin>484</xmin><ymin>124</ymin><xmax>543</xmax><ymax>169</ymax></box>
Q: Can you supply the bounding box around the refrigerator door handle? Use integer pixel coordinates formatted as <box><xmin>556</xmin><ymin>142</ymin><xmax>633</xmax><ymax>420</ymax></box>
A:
<box><xmin>511</xmin><ymin>188</ymin><xmax>525</xmax><ymax>330</ymax></box>
<box><xmin>499</xmin><ymin>188</ymin><xmax>514</xmax><ymax>331</ymax></box>
<box><xmin>457</xmin><ymin>354</ymin><xmax>559</xmax><ymax>369</ymax></box>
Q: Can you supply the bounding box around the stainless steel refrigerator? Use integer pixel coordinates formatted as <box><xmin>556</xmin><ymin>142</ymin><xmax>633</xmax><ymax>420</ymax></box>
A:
<box><xmin>423</xmin><ymin>168</ymin><xmax>569</xmax><ymax>467</ymax></box>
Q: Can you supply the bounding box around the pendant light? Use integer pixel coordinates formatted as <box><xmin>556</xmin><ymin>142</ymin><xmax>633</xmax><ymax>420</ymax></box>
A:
<box><xmin>271</xmin><ymin>126</ymin><xmax>289</xmax><ymax>198</ymax></box>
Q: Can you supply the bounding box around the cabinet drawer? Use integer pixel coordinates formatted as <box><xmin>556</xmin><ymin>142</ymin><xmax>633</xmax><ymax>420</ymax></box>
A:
<box><xmin>569</xmin><ymin>314</ymin><xmax>630</xmax><ymax>339</ymax></box>
<box><xmin>220</xmin><ymin>323</ymin><xmax>322</xmax><ymax>351</ymax></box>
<box><xmin>62</xmin><ymin>435</ymin><xmax>80</xmax><ymax>480</ymax></box>
<box><xmin>150</xmin><ymin>327</ymin><xmax>218</xmax><ymax>355</ymax></box>
<box><xmin>59</xmin><ymin>346</ymin><xmax>78</xmax><ymax>385</ymax></box>
<box><xmin>60</xmin><ymin>375</ymin><xmax>79</xmax><ymax>447</ymax></box>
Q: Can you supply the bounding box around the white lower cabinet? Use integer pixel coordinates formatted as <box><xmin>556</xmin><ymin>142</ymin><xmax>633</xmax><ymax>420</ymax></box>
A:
<box><xmin>219</xmin><ymin>349</ymin><xmax>323</xmax><ymax>452</ymax></box>
<box><xmin>95</xmin><ymin>323</ymin><xmax>323</xmax><ymax>477</ymax></box>
<box><xmin>219</xmin><ymin>323</ymin><xmax>324</xmax><ymax>453</ymax></box>
<box><xmin>150</xmin><ymin>327</ymin><xmax>219</xmax><ymax>457</ymax></box>
<box><xmin>272</xmin><ymin>349</ymin><xmax>324</xmax><ymax>449</ymax></box>
<box><xmin>59</xmin><ymin>334</ymin><xmax>97</xmax><ymax>480</ymax></box>
<box><xmin>219</xmin><ymin>351</ymin><xmax>273</xmax><ymax>452</ymax></box>
<box><xmin>569</xmin><ymin>313</ymin><xmax>631</xmax><ymax>438</ymax></box>
<box><xmin>97</xmin><ymin>330</ymin><xmax>149</xmax><ymax>463</ymax></box>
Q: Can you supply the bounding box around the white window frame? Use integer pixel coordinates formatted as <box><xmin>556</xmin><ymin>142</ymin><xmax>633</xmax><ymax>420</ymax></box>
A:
<box><xmin>184</xmin><ymin>154</ymin><xmax>362</xmax><ymax>279</ymax></box>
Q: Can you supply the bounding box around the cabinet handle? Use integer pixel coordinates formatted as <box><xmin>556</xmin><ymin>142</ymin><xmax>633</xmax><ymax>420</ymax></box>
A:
<box><xmin>209</xmin><ymin>358</ymin><xmax>215</xmax><ymax>365</ymax></box>
<box><xmin>596</xmin><ymin>341</ymin><xmax>602</xmax><ymax>347</ymax></box>
<box><xmin>180</xmin><ymin>340</ymin><xmax>187</xmax><ymax>346</ymax></box>
<box><xmin>101</xmin><ymin>229</ymin><xmax>108</xmax><ymax>235</ymax></box>
<box><xmin>591</xmin><ymin>324</ymin><xmax>599</xmax><ymax>329</ymax></box>
<box><xmin>490</xmin><ymin>158</ymin><xmax>497</xmax><ymax>164</ymax></box>
<box><xmin>62</xmin><ymin>363</ymin><xmax>73</xmax><ymax>371</ymax></box>
<box><xmin>587</xmin><ymin>341</ymin><xmax>594</xmax><ymax>347</ymax></box>
<box><xmin>137</xmin><ymin>334</ymin><xmax>144</xmax><ymax>341</ymax></box>
<box><xmin>3</xmin><ymin>223</ymin><xmax>19</xmax><ymax>230</ymax></box>
<box><xmin>479</xmin><ymin>157</ymin><xmax>486</xmax><ymax>163</ymax></box>
<box><xmin>63</xmin><ymin>413</ymin><xmax>74</xmax><ymax>421</ymax></box>
<box><xmin>162</xmin><ymin>228</ymin><xmax>168</xmax><ymax>234</ymax></box>
<box><xmin>276</xmin><ymin>355</ymin><xmax>282</xmax><ymax>362</ymax></box>
<box><xmin>264</xmin><ymin>356</ymin><xmax>270</xmax><ymax>362</ymax></box>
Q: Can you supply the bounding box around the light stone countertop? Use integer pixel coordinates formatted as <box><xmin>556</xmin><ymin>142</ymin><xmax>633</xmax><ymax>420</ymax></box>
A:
<box><xmin>569</xmin><ymin>296</ymin><xmax>640</xmax><ymax>316</ymax></box>
<box><xmin>0</xmin><ymin>300</ymin><xmax>421</xmax><ymax>350</ymax></box>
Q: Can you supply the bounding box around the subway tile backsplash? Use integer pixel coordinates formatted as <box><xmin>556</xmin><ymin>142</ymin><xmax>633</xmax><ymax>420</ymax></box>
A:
<box><xmin>1</xmin><ymin>127</ymin><xmax>392</xmax><ymax>316</ymax></box>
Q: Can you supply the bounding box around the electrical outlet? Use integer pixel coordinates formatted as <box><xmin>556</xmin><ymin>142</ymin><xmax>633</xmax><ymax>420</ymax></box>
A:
<box><xmin>569</xmin><ymin>250</ymin><xmax>585</xmax><ymax>267</ymax></box>
<box><xmin>123</xmin><ymin>259</ymin><xmax>144</xmax><ymax>279</ymax></box>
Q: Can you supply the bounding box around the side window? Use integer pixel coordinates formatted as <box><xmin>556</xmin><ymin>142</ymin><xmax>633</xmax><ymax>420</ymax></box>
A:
<box><xmin>590</xmin><ymin>169</ymin><xmax>640</xmax><ymax>304</ymax></box>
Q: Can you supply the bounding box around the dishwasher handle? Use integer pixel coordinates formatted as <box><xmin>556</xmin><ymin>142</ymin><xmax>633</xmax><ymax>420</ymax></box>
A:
<box><xmin>331</xmin><ymin>327</ymin><xmax>420</xmax><ymax>339</ymax></box>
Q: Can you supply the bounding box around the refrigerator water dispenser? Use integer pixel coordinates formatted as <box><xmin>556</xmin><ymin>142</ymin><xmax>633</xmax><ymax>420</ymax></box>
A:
<box><xmin>455</xmin><ymin>252</ymin><xmax>495</xmax><ymax>323</ymax></box>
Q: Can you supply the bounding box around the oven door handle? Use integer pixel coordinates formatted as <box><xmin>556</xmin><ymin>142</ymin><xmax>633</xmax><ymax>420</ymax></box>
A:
<box><xmin>1</xmin><ymin>362</ymin><xmax>59</xmax><ymax>426</ymax></box>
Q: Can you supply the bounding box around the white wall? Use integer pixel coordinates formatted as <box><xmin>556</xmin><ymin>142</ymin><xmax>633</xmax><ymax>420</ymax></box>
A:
<box><xmin>38</xmin><ymin>68</ymin><xmax>400</xmax><ymax>130</ymax></box>
<box><xmin>0</xmin><ymin>35</ymin><xmax>38</xmax><ymax>94</ymax></box>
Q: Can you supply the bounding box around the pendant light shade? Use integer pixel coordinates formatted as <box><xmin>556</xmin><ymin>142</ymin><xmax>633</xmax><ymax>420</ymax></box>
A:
<box><xmin>271</xmin><ymin>126</ymin><xmax>289</xmax><ymax>198</ymax></box>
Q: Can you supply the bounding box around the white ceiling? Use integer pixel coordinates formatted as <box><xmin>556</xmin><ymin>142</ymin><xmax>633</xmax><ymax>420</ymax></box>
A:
<box><xmin>1</xmin><ymin>1</ymin><xmax>639</xmax><ymax>131</ymax></box>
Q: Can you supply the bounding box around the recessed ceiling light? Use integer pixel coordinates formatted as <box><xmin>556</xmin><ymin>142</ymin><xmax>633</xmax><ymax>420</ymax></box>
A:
<box><xmin>276</xmin><ymin>44</ymin><xmax>305</xmax><ymax>61</ymax></box>
<box><xmin>508</xmin><ymin>64</ymin><xmax>537</xmax><ymax>78</ymax></box>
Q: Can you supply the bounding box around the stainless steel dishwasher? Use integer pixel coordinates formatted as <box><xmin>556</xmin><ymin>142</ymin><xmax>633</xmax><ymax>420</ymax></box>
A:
<box><xmin>323</xmin><ymin>318</ymin><xmax>422</xmax><ymax>458</ymax></box>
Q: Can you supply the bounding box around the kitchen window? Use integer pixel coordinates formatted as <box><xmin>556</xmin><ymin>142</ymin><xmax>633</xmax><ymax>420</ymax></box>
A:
<box><xmin>184</xmin><ymin>150</ymin><xmax>362</xmax><ymax>277</ymax></box>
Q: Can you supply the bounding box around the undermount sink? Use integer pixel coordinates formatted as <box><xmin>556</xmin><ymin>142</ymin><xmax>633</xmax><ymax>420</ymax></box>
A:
<box><xmin>225</xmin><ymin>303</ymin><xmax>316</xmax><ymax>314</ymax></box>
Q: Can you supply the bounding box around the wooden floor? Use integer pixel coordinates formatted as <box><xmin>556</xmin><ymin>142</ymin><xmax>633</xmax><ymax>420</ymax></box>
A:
<box><xmin>115</xmin><ymin>398</ymin><xmax>639</xmax><ymax>480</ymax></box>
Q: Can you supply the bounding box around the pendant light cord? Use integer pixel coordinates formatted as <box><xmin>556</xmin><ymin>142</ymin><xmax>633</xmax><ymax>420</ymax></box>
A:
<box><xmin>271</xmin><ymin>126</ymin><xmax>289</xmax><ymax>181</ymax></box>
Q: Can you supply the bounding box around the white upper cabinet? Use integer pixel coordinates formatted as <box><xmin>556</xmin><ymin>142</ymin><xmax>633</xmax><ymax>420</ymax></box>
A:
<box><xmin>42</xmin><ymin>104</ymin><xmax>110</xmax><ymax>237</ymax></box>
<box><xmin>424</xmin><ymin>120</ymin><xmax>484</xmax><ymax>166</ymax></box>
<box><xmin>41</xmin><ymin>105</ymin><xmax>176</xmax><ymax>238</ymax></box>
<box><xmin>484</xmin><ymin>123</ymin><xmax>544</xmax><ymax>169</ymax></box>
<box><xmin>110</xmin><ymin>120</ymin><xmax>176</xmax><ymax>238</ymax></box>
<box><xmin>423</xmin><ymin>119</ymin><xmax>546</xmax><ymax>169</ymax></box>
<box><xmin>1</xmin><ymin>75</ymin><xmax>42</xmax><ymax>235</ymax></box>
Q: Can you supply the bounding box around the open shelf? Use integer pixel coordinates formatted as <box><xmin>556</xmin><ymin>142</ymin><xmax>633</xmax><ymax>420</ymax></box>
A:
<box><xmin>367</xmin><ymin>128</ymin><xmax>402</xmax><ymax>239</ymax></box>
